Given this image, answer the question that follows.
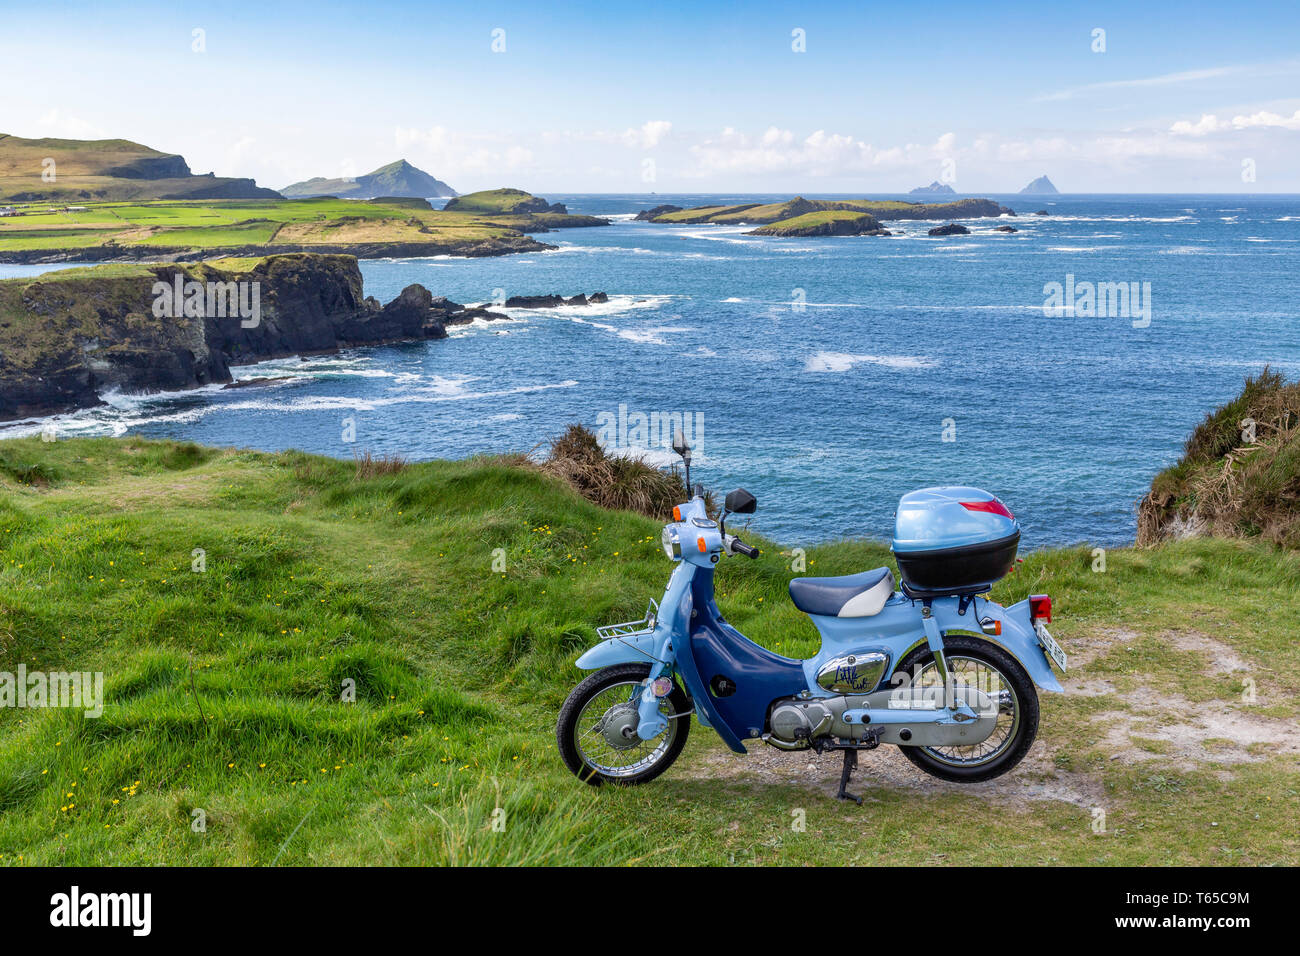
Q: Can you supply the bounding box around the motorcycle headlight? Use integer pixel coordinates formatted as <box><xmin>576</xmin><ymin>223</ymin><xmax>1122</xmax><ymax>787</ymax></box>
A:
<box><xmin>661</xmin><ymin>524</ymin><xmax>682</xmax><ymax>560</ymax></box>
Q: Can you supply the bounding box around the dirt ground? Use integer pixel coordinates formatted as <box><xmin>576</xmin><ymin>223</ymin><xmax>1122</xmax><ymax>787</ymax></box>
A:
<box><xmin>682</xmin><ymin>627</ymin><xmax>1296</xmax><ymax>808</ymax></box>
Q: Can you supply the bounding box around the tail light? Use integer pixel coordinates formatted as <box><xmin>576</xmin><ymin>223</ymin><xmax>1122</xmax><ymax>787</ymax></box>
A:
<box><xmin>1029</xmin><ymin>594</ymin><xmax>1052</xmax><ymax>622</ymax></box>
<box><xmin>961</xmin><ymin>499</ymin><xmax>1014</xmax><ymax>519</ymax></box>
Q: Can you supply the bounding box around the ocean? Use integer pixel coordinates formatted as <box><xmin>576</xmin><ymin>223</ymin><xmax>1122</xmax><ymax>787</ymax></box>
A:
<box><xmin>3</xmin><ymin>193</ymin><xmax>1298</xmax><ymax>549</ymax></box>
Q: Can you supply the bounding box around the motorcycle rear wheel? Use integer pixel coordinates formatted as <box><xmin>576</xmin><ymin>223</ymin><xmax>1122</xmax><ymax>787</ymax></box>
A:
<box><xmin>557</xmin><ymin>663</ymin><xmax>691</xmax><ymax>786</ymax></box>
<box><xmin>895</xmin><ymin>634</ymin><xmax>1039</xmax><ymax>783</ymax></box>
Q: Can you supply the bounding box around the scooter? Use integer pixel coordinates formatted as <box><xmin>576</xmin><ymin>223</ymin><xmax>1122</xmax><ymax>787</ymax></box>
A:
<box><xmin>557</xmin><ymin>431</ymin><xmax>1066</xmax><ymax>800</ymax></box>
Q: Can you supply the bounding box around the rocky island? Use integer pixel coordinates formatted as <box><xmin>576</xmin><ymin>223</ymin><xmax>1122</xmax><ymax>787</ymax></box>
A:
<box><xmin>637</xmin><ymin>195</ymin><xmax>1015</xmax><ymax>236</ymax></box>
<box><xmin>1019</xmin><ymin>175</ymin><xmax>1060</xmax><ymax>195</ymax></box>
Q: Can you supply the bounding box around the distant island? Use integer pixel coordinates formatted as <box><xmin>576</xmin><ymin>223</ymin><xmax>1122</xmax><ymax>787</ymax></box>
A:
<box><xmin>0</xmin><ymin>133</ymin><xmax>279</xmax><ymax>202</ymax></box>
<box><xmin>636</xmin><ymin>195</ymin><xmax>1014</xmax><ymax>237</ymax></box>
<box><xmin>444</xmin><ymin>187</ymin><xmax>567</xmax><ymax>215</ymax></box>
<box><xmin>909</xmin><ymin>181</ymin><xmax>956</xmax><ymax>195</ymax></box>
<box><xmin>1019</xmin><ymin>175</ymin><xmax>1059</xmax><ymax>195</ymax></box>
<box><xmin>281</xmin><ymin>159</ymin><xmax>457</xmax><ymax>200</ymax></box>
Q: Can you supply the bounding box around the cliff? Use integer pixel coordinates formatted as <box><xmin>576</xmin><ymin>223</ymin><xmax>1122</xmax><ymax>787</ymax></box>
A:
<box><xmin>0</xmin><ymin>255</ymin><xmax>502</xmax><ymax>420</ymax></box>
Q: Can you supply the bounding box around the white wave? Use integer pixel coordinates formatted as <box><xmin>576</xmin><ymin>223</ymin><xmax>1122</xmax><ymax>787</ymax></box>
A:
<box><xmin>805</xmin><ymin>352</ymin><xmax>936</xmax><ymax>372</ymax></box>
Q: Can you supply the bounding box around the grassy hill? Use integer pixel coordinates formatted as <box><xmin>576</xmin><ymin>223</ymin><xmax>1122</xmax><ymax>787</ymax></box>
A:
<box><xmin>0</xmin><ymin>436</ymin><xmax>1296</xmax><ymax>865</ymax></box>
<box><xmin>0</xmin><ymin>134</ymin><xmax>279</xmax><ymax>202</ymax></box>
<box><xmin>281</xmin><ymin>160</ymin><xmax>457</xmax><ymax>200</ymax></box>
<box><xmin>443</xmin><ymin>188</ymin><xmax>565</xmax><ymax>215</ymax></box>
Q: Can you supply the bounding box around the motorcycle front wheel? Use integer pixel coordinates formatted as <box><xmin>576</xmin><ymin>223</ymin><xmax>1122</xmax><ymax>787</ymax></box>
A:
<box><xmin>894</xmin><ymin>634</ymin><xmax>1040</xmax><ymax>783</ymax></box>
<box><xmin>557</xmin><ymin>663</ymin><xmax>691</xmax><ymax>786</ymax></box>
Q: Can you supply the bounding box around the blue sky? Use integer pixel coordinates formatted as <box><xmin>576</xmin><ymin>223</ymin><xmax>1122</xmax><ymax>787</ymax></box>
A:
<box><xmin>2</xmin><ymin>0</ymin><xmax>1298</xmax><ymax>192</ymax></box>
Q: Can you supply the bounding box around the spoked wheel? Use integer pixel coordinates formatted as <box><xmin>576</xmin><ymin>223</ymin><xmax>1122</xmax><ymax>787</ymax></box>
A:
<box><xmin>557</xmin><ymin>663</ymin><xmax>691</xmax><ymax>786</ymax></box>
<box><xmin>895</xmin><ymin>634</ymin><xmax>1039</xmax><ymax>783</ymax></box>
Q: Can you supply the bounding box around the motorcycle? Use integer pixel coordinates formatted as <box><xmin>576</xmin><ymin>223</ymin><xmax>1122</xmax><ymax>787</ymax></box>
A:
<box><xmin>557</xmin><ymin>431</ymin><xmax>1066</xmax><ymax>801</ymax></box>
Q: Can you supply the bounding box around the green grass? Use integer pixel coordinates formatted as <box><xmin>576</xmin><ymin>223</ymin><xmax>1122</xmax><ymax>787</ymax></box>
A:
<box><xmin>0</xmin><ymin>437</ymin><xmax>1297</xmax><ymax>865</ymax></box>
<box><xmin>0</xmin><ymin>196</ymin><xmax>577</xmax><ymax>258</ymax></box>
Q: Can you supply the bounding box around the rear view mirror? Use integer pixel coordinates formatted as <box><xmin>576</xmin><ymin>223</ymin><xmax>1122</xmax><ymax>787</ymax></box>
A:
<box><xmin>671</xmin><ymin>428</ymin><xmax>691</xmax><ymax>458</ymax></box>
<box><xmin>724</xmin><ymin>488</ymin><xmax>757</xmax><ymax>515</ymax></box>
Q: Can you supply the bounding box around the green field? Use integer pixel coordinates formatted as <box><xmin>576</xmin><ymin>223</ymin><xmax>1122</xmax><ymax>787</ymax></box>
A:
<box><xmin>0</xmin><ymin>437</ymin><xmax>1296</xmax><ymax>865</ymax></box>
<box><xmin>0</xmin><ymin>195</ymin><xmax>589</xmax><ymax>259</ymax></box>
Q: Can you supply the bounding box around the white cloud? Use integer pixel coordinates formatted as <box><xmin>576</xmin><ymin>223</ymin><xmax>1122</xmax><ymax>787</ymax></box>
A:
<box><xmin>1170</xmin><ymin>108</ymin><xmax>1300</xmax><ymax>135</ymax></box>
<box><xmin>36</xmin><ymin>110</ymin><xmax>107</xmax><ymax>139</ymax></box>
<box><xmin>394</xmin><ymin>125</ymin><xmax>535</xmax><ymax>178</ymax></box>
<box><xmin>686</xmin><ymin>127</ymin><xmax>957</xmax><ymax>177</ymax></box>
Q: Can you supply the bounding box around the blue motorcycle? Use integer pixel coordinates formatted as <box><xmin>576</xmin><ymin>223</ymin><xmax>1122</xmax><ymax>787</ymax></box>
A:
<box><xmin>558</xmin><ymin>432</ymin><xmax>1066</xmax><ymax>800</ymax></box>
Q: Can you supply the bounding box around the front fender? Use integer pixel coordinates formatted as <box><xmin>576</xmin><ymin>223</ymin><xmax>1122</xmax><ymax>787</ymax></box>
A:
<box><xmin>574</xmin><ymin>629</ymin><xmax>665</xmax><ymax>670</ymax></box>
<box><xmin>932</xmin><ymin>596</ymin><xmax>1063</xmax><ymax>693</ymax></box>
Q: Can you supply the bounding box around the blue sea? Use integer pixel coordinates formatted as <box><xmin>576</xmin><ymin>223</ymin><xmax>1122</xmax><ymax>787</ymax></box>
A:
<box><xmin>3</xmin><ymin>193</ymin><xmax>1298</xmax><ymax>549</ymax></box>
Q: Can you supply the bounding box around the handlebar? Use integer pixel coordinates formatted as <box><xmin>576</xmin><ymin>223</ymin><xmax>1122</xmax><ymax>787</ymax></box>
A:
<box><xmin>728</xmin><ymin>537</ymin><xmax>760</xmax><ymax>559</ymax></box>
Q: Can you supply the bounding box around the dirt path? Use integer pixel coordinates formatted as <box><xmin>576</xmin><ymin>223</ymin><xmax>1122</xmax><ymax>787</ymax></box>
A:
<box><xmin>681</xmin><ymin>625</ymin><xmax>1295</xmax><ymax>808</ymax></box>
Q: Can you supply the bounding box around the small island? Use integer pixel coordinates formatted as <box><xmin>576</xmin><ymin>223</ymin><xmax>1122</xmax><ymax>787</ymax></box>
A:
<box><xmin>748</xmin><ymin>210</ymin><xmax>888</xmax><ymax>237</ymax></box>
<box><xmin>637</xmin><ymin>195</ymin><xmax>1014</xmax><ymax>238</ymax></box>
<box><xmin>909</xmin><ymin>181</ymin><xmax>956</xmax><ymax>195</ymax></box>
<box><xmin>1019</xmin><ymin>175</ymin><xmax>1060</xmax><ymax>195</ymax></box>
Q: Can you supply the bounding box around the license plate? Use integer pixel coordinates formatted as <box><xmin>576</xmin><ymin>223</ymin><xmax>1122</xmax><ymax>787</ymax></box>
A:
<box><xmin>1035</xmin><ymin>621</ymin><xmax>1068</xmax><ymax>672</ymax></box>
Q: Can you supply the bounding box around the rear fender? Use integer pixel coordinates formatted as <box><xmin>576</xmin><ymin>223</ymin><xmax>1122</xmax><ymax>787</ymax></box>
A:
<box><xmin>931</xmin><ymin>595</ymin><xmax>1063</xmax><ymax>693</ymax></box>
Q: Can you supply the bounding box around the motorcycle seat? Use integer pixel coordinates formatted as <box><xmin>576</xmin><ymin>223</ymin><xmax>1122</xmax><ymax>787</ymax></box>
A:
<box><xmin>789</xmin><ymin>567</ymin><xmax>894</xmax><ymax>618</ymax></box>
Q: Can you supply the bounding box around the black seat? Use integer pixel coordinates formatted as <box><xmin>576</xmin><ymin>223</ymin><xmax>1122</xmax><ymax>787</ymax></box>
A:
<box><xmin>788</xmin><ymin>567</ymin><xmax>894</xmax><ymax>618</ymax></box>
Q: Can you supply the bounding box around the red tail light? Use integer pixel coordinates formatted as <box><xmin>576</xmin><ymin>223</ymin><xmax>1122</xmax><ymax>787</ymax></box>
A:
<box><xmin>1029</xmin><ymin>594</ymin><xmax>1052</xmax><ymax>622</ymax></box>
<box><xmin>961</xmin><ymin>499</ymin><xmax>1014</xmax><ymax>519</ymax></box>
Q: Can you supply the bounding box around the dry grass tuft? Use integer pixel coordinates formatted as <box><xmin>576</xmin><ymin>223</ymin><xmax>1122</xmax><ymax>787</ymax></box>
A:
<box><xmin>353</xmin><ymin>449</ymin><xmax>409</xmax><ymax>479</ymax></box>
<box><xmin>1138</xmin><ymin>367</ymin><xmax>1300</xmax><ymax>547</ymax></box>
<box><xmin>538</xmin><ymin>424</ymin><xmax>706</xmax><ymax>519</ymax></box>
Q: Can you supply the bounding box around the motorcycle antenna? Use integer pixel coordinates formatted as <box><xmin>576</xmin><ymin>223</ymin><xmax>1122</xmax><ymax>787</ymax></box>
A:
<box><xmin>671</xmin><ymin>428</ymin><xmax>693</xmax><ymax>495</ymax></box>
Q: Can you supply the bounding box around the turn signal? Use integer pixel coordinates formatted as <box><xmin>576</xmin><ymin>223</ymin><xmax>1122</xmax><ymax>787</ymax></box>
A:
<box><xmin>1029</xmin><ymin>594</ymin><xmax>1052</xmax><ymax>622</ymax></box>
<box><xmin>697</xmin><ymin>537</ymin><xmax>707</xmax><ymax>553</ymax></box>
<box><xmin>673</xmin><ymin>506</ymin><xmax>682</xmax><ymax>522</ymax></box>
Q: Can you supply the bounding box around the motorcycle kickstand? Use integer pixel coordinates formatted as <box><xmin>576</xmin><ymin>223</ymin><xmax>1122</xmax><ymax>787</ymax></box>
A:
<box><xmin>836</xmin><ymin>749</ymin><xmax>862</xmax><ymax>805</ymax></box>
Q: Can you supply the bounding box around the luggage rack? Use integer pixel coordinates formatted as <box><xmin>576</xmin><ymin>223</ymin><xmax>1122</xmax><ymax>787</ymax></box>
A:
<box><xmin>596</xmin><ymin>599</ymin><xmax>659</xmax><ymax>640</ymax></box>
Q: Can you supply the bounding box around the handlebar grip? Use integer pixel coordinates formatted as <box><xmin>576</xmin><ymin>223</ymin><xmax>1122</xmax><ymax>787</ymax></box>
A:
<box><xmin>731</xmin><ymin>539</ymin><xmax>760</xmax><ymax>559</ymax></box>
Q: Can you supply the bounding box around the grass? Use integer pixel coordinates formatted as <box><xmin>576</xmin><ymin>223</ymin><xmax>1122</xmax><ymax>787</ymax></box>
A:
<box><xmin>0</xmin><ymin>436</ymin><xmax>1297</xmax><ymax>865</ymax></box>
<box><xmin>0</xmin><ymin>195</ymin><xmax>592</xmax><ymax>259</ymax></box>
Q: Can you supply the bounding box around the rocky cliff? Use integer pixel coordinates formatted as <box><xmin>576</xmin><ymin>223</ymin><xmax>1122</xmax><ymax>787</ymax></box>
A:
<box><xmin>0</xmin><ymin>255</ymin><xmax>502</xmax><ymax>420</ymax></box>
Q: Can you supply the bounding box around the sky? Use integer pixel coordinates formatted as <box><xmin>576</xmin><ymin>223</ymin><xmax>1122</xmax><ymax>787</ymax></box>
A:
<box><xmin>2</xmin><ymin>0</ymin><xmax>1298</xmax><ymax>193</ymax></box>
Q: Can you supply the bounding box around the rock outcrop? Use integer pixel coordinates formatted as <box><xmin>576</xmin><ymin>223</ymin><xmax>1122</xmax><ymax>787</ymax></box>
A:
<box><xmin>502</xmin><ymin>293</ymin><xmax>610</xmax><ymax>309</ymax></box>
<box><xmin>634</xmin><ymin>204</ymin><xmax>683</xmax><ymax>220</ymax></box>
<box><xmin>928</xmin><ymin>222</ymin><xmax>970</xmax><ymax>236</ymax></box>
<box><xmin>0</xmin><ymin>254</ymin><xmax>505</xmax><ymax>420</ymax></box>
<box><xmin>909</xmin><ymin>181</ymin><xmax>956</xmax><ymax>195</ymax></box>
